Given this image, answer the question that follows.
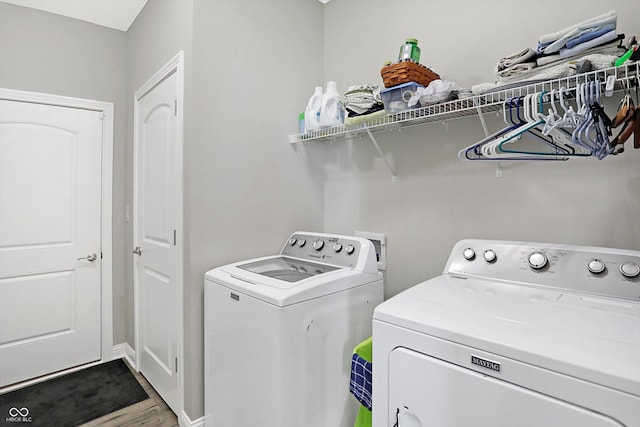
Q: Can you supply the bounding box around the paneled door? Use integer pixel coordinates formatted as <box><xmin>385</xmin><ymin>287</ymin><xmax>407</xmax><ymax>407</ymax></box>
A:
<box><xmin>134</xmin><ymin>53</ymin><xmax>183</xmax><ymax>415</ymax></box>
<box><xmin>0</xmin><ymin>99</ymin><xmax>103</xmax><ymax>387</ymax></box>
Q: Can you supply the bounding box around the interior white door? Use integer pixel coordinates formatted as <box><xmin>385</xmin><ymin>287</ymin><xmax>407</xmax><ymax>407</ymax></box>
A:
<box><xmin>0</xmin><ymin>100</ymin><xmax>103</xmax><ymax>387</ymax></box>
<box><xmin>134</xmin><ymin>69</ymin><xmax>180</xmax><ymax>413</ymax></box>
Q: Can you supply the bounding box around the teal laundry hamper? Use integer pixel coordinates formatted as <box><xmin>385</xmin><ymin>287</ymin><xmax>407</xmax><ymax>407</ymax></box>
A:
<box><xmin>349</xmin><ymin>337</ymin><xmax>373</xmax><ymax>427</ymax></box>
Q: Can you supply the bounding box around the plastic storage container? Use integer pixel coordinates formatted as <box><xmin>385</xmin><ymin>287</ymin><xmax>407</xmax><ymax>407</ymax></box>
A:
<box><xmin>380</xmin><ymin>82</ymin><xmax>423</xmax><ymax>113</ymax></box>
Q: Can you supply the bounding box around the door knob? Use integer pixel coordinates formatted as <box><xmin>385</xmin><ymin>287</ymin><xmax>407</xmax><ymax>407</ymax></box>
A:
<box><xmin>78</xmin><ymin>253</ymin><xmax>98</xmax><ymax>262</ymax></box>
<box><xmin>133</xmin><ymin>246</ymin><xmax>143</xmax><ymax>256</ymax></box>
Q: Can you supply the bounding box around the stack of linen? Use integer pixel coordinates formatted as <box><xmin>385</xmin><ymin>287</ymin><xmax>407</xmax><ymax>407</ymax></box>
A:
<box><xmin>536</xmin><ymin>10</ymin><xmax>620</xmax><ymax>66</ymax></box>
<box><xmin>343</xmin><ymin>84</ymin><xmax>386</xmax><ymax>125</ymax></box>
<box><xmin>492</xmin><ymin>10</ymin><xmax>624</xmax><ymax>84</ymax></box>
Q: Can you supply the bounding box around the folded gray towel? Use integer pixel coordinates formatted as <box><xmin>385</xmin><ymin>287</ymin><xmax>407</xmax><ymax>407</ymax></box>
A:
<box><xmin>495</xmin><ymin>62</ymin><xmax>537</xmax><ymax>79</ymax></box>
<box><xmin>497</xmin><ymin>48</ymin><xmax>537</xmax><ymax>71</ymax></box>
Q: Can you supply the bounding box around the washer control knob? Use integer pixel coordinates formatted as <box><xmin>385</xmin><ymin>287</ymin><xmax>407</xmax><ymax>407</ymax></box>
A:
<box><xmin>312</xmin><ymin>240</ymin><xmax>324</xmax><ymax>251</ymax></box>
<box><xmin>333</xmin><ymin>243</ymin><xmax>343</xmax><ymax>253</ymax></box>
<box><xmin>483</xmin><ymin>250</ymin><xmax>497</xmax><ymax>263</ymax></box>
<box><xmin>527</xmin><ymin>252</ymin><xmax>548</xmax><ymax>269</ymax></box>
<box><xmin>463</xmin><ymin>248</ymin><xmax>476</xmax><ymax>261</ymax></box>
<box><xmin>297</xmin><ymin>239</ymin><xmax>306</xmax><ymax>247</ymax></box>
<box><xmin>345</xmin><ymin>244</ymin><xmax>355</xmax><ymax>255</ymax></box>
<box><xmin>620</xmin><ymin>262</ymin><xmax>640</xmax><ymax>278</ymax></box>
<box><xmin>587</xmin><ymin>258</ymin><xmax>606</xmax><ymax>274</ymax></box>
<box><xmin>288</xmin><ymin>238</ymin><xmax>297</xmax><ymax>246</ymax></box>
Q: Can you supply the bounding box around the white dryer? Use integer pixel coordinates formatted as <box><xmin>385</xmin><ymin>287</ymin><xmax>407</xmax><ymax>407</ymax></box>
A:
<box><xmin>373</xmin><ymin>239</ymin><xmax>640</xmax><ymax>427</ymax></box>
<box><xmin>204</xmin><ymin>231</ymin><xmax>383</xmax><ymax>427</ymax></box>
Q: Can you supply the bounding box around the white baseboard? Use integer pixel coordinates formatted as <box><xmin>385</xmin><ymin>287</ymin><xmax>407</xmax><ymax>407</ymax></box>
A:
<box><xmin>179</xmin><ymin>411</ymin><xmax>205</xmax><ymax>427</ymax></box>
<box><xmin>112</xmin><ymin>342</ymin><xmax>136</xmax><ymax>369</ymax></box>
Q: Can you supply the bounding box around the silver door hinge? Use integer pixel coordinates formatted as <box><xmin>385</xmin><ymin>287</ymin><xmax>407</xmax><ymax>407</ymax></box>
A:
<box><xmin>173</xmin><ymin>229</ymin><xmax>177</xmax><ymax>246</ymax></box>
<box><xmin>175</xmin><ymin>357</ymin><xmax>178</xmax><ymax>373</ymax></box>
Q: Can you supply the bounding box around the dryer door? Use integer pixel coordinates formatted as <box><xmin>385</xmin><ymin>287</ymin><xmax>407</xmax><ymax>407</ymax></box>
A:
<box><xmin>388</xmin><ymin>348</ymin><xmax>624</xmax><ymax>427</ymax></box>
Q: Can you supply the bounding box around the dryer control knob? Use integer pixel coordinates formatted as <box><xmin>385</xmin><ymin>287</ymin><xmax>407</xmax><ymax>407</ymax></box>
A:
<box><xmin>620</xmin><ymin>262</ymin><xmax>640</xmax><ymax>278</ymax></box>
<box><xmin>587</xmin><ymin>258</ymin><xmax>606</xmax><ymax>274</ymax></box>
<box><xmin>333</xmin><ymin>243</ymin><xmax>343</xmax><ymax>253</ymax></box>
<box><xmin>527</xmin><ymin>252</ymin><xmax>548</xmax><ymax>269</ymax></box>
<box><xmin>313</xmin><ymin>240</ymin><xmax>324</xmax><ymax>251</ymax></box>
<box><xmin>297</xmin><ymin>239</ymin><xmax>306</xmax><ymax>247</ymax></box>
<box><xmin>463</xmin><ymin>248</ymin><xmax>476</xmax><ymax>261</ymax></box>
<box><xmin>288</xmin><ymin>238</ymin><xmax>297</xmax><ymax>246</ymax></box>
<box><xmin>345</xmin><ymin>244</ymin><xmax>355</xmax><ymax>255</ymax></box>
<box><xmin>483</xmin><ymin>249</ymin><xmax>497</xmax><ymax>263</ymax></box>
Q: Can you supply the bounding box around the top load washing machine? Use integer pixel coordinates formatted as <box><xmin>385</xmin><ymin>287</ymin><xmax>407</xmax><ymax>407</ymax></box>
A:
<box><xmin>204</xmin><ymin>231</ymin><xmax>384</xmax><ymax>427</ymax></box>
<box><xmin>373</xmin><ymin>239</ymin><xmax>640</xmax><ymax>427</ymax></box>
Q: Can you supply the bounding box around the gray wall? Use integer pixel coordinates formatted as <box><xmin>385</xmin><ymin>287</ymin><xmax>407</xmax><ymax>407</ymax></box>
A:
<box><xmin>187</xmin><ymin>0</ymin><xmax>325</xmax><ymax>417</ymax></box>
<box><xmin>321</xmin><ymin>0</ymin><xmax>640</xmax><ymax>298</ymax></box>
<box><xmin>128</xmin><ymin>0</ymin><xmax>325</xmax><ymax>418</ymax></box>
<box><xmin>0</xmin><ymin>3</ymin><xmax>128</xmax><ymax>343</ymax></box>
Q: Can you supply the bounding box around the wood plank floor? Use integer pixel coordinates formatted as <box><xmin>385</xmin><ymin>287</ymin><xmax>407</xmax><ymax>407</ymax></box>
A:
<box><xmin>79</xmin><ymin>360</ymin><xmax>179</xmax><ymax>427</ymax></box>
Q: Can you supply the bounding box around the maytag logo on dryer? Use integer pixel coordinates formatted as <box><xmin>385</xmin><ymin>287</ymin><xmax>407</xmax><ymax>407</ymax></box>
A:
<box><xmin>471</xmin><ymin>355</ymin><xmax>501</xmax><ymax>372</ymax></box>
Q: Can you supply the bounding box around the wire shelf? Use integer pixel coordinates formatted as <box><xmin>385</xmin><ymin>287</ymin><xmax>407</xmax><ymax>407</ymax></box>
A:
<box><xmin>288</xmin><ymin>61</ymin><xmax>639</xmax><ymax>144</ymax></box>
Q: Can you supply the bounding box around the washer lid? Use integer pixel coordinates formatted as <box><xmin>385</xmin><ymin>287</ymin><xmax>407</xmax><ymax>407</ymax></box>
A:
<box><xmin>237</xmin><ymin>257</ymin><xmax>339</xmax><ymax>282</ymax></box>
<box><xmin>205</xmin><ymin>256</ymin><xmax>382</xmax><ymax>306</ymax></box>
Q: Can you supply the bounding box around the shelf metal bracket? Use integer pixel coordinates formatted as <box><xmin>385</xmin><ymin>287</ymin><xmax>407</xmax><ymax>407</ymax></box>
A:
<box><xmin>475</xmin><ymin>105</ymin><xmax>491</xmax><ymax>138</ymax></box>
<box><xmin>365</xmin><ymin>127</ymin><xmax>397</xmax><ymax>182</ymax></box>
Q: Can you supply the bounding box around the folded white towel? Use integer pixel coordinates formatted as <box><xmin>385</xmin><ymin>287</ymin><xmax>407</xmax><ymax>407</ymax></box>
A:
<box><xmin>536</xmin><ymin>54</ymin><xmax>561</xmax><ymax>67</ymax></box>
<box><xmin>471</xmin><ymin>81</ymin><xmax>499</xmax><ymax>95</ymax></box>
<box><xmin>539</xmin><ymin>10</ymin><xmax>617</xmax><ymax>45</ymax></box>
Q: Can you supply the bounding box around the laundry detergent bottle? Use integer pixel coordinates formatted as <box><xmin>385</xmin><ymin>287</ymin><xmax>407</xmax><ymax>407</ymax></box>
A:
<box><xmin>304</xmin><ymin>86</ymin><xmax>323</xmax><ymax>132</ymax></box>
<box><xmin>319</xmin><ymin>81</ymin><xmax>345</xmax><ymax>128</ymax></box>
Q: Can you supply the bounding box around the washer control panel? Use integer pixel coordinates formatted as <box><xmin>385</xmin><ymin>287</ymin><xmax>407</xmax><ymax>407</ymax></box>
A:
<box><xmin>449</xmin><ymin>240</ymin><xmax>640</xmax><ymax>301</ymax></box>
<box><xmin>281</xmin><ymin>233</ymin><xmax>362</xmax><ymax>268</ymax></box>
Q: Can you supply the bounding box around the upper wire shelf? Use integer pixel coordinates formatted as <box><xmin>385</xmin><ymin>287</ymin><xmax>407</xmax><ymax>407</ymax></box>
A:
<box><xmin>288</xmin><ymin>61</ymin><xmax>639</xmax><ymax>144</ymax></box>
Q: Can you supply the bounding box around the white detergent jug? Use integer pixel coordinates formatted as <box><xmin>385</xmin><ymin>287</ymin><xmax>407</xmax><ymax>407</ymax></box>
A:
<box><xmin>319</xmin><ymin>81</ymin><xmax>345</xmax><ymax>128</ymax></box>
<box><xmin>304</xmin><ymin>86</ymin><xmax>323</xmax><ymax>132</ymax></box>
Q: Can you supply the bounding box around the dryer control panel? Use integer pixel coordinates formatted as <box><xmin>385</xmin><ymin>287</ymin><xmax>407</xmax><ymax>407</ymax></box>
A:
<box><xmin>447</xmin><ymin>239</ymin><xmax>640</xmax><ymax>301</ymax></box>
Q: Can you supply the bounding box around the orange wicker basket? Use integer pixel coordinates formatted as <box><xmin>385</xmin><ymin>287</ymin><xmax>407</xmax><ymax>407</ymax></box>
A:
<box><xmin>381</xmin><ymin>61</ymin><xmax>440</xmax><ymax>88</ymax></box>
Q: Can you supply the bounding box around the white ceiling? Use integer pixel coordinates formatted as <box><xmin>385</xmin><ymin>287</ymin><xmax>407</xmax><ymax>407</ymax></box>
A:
<box><xmin>0</xmin><ymin>0</ymin><xmax>330</xmax><ymax>31</ymax></box>
<box><xmin>0</xmin><ymin>0</ymin><xmax>149</xmax><ymax>31</ymax></box>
